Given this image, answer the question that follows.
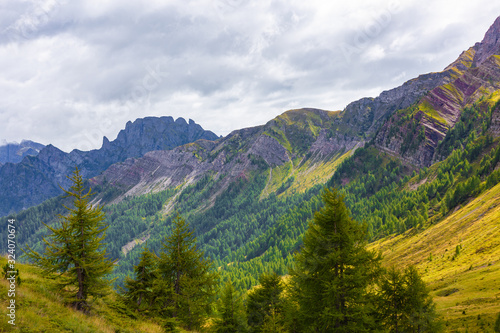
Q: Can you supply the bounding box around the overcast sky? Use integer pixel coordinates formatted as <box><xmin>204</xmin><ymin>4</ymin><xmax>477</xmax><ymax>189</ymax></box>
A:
<box><xmin>1</xmin><ymin>0</ymin><xmax>500</xmax><ymax>152</ymax></box>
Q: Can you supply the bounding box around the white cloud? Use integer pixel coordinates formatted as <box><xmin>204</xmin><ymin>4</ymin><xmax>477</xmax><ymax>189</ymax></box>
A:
<box><xmin>0</xmin><ymin>0</ymin><xmax>500</xmax><ymax>151</ymax></box>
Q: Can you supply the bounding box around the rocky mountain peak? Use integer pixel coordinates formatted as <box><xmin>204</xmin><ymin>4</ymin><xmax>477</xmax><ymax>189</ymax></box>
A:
<box><xmin>0</xmin><ymin>140</ymin><xmax>45</xmax><ymax>164</ymax></box>
<box><xmin>473</xmin><ymin>15</ymin><xmax>500</xmax><ymax>67</ymax></box>
<box><xmin>0</xmin><ymin>116</ymin><xmax>219</xmax><ymax>217</ymax></box>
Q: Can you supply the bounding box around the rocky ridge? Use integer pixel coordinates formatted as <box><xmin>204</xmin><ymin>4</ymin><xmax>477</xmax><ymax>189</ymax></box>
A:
<box><xmin>0</xmin><ymin>140</ymin><xmax>45</xmax><ymax>164</ymax></box>
<box><xmin>374</xmin><ymin>17</ymin><xmax>500</xmax><ymax>167</ymax></box>
<box><xmin>0</xmin><ymin>117</ymin><xmax>218</xmax><ymax>216</ymax></box>
<box><xmin>90</xmin><ymin>109</ymin><xmax>344</xmax><ymax>205</ymax></box>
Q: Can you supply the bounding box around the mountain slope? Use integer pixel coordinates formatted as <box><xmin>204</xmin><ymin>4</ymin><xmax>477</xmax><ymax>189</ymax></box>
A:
<box><xmin>0</xmin><ymin>257</ymin><xmax>163</xmax><ymax>332</ymax></box>
<box><xmin>371</xmin><ymin>181</ymin><xmax>500</xmax><ymax>331</ymax></box>
<box><xmin>5</xmin><ymin>16</ymin><xmax>500</xmax><ymax>332</ymax></box>
<box><xmin>0</xmin><ymin>140</ymin><xmax>45</xmax><ymax>164</ymax></box>
<box><xmin>90</xmin><ymin>108</ymin><xmax>348</xmax><ymax>206</ymax></box>
<box><xmin>374</xmin><ymin>17</ymin><xmax>500</xmax><ymax>167</ymax></box>
<box><xmin>0</xmin><ymin>117</ymin><xmax>218</xmax><ymax>216</ymax></box>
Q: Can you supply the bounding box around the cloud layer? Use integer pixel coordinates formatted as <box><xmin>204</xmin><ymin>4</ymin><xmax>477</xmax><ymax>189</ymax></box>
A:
<box><xmin>1</xmin><ymin>0</ymin><xmax>500</xmax><ymax>152</ymax></box>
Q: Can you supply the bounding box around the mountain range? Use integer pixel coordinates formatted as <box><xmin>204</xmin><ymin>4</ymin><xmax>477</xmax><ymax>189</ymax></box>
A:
<box><xmin>0</xmin><ymin>116</ymin><xmax>218</xmax><ymax>216</ymax></box>
<box><xmin>2</xmin><ymin>15</ymin><xmax>500</xmax><ymax>331</ymax></box>
<box><xmin>0</xmin><ymin>140</ymin><xmax>45</xmax><ymax>165</ymax></box>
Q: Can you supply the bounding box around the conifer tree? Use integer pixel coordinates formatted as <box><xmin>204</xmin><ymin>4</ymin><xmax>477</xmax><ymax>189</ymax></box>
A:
<box><xmin>377</xmin><ymin>266</ymin><xmax>406</xmax><ymax>332</ymax></box>
<box><xmin>124</xmin><ymin>246</ymin><xmax>159</xmax><ymax>313</ymax></box>
<box><xmin>213</xmin><ymin>279</ymin><xmax>247</xmax><ymax>333</ymax></box>
<box><xmin>289</xmin><ymin>188</ymin><xmax>381</xmax><ymax>332</ymax></box>
<box><xmin>246</xmin><ymin>272</ymin><xmax>286</xmax><ymax>333</ymax></box>
<box><xmin>403</xmin><ymin>266</ymin><xmax>441</xmax><ymax>332</ymax></box>
<box><xmin>377</xmin><ymin>265</ymin><xmax>441</xmax><ymax>332</ymax></box>
<box><xmin>24</xmin><ymin>167</ymin><xmax>114</xmax><ymax>312</ymax></box>
<box><xmin>158</xmin><ymin>214</ymin><xmax>217</xmax><ymax>331</ymax></box>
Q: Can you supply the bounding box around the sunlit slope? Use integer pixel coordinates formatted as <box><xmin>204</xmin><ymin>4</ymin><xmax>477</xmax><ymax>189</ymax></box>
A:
<box><xmin>0</xmin><ymin>257</ymin><xmax>163</xmax><ymax>333</ymax></box>
<box><xmin>371</xmin><ymin>182</ymin><xmax>500</xmax><ymax>331</ymax></box>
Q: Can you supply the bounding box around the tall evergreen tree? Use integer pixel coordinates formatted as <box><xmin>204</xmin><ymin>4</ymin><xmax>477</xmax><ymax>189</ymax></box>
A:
<box><xmin>403</xmin><ymin>266</ymin><xmax>441</xmax><ymax>332</ymax></box>
<box><xmin>246</xmin><ymin>272</ymin><xmax>286</xmax><ymax>333</ymax></box>
<box><xmin>377</xmin><ymin>265</ymin><xmax>441</xmax><ymax>332</ymax></box>
<box><xmin>213</xmin><ymin>279</ymin><xmax>247</xmax><ymax>333</ymax></box>
<box><xmin>158</xmin><ymin>214</ymin><xmax>217</xmax><ymax>331</ymax></box>
<box><xmin>377</xmin><ymin>266</ymin><xmax>406</xmax><ymax>332</ymax></box>
<box><xmin>289</xmin><ymin>188</ymin><xmax>381</xmax><ymax>332</ymax></box>
<box><xmin>123</xmin><ymin>246</ymin><xmax>159</xmax><ymax>314</ymax></box>
<box><xmin>24</xmin><ymin>167</ymin><xmax>114</xmax><ymax>312</ymax></box>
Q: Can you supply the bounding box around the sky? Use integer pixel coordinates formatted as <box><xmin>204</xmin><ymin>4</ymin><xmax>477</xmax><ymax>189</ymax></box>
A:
<box><xmin>1</xmin><ymin>0</ymin><xmax>500</xmax><ymax>152</ymax></box>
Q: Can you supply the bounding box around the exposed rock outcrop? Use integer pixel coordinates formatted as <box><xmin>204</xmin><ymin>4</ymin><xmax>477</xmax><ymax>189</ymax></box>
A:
<box><xmin>90</xmin><ymin>109</ymin><xmax>346</xmax><ymax>204</ymax></box>
<box><xmin>0</xmin><ymin>117</ymin><xmax>219</xmax><ymax>216</ymax></box>
<box><xmin>374</xmin><ymin>16</ymin><xmax>500</xmax><ymax>167</ymax></box>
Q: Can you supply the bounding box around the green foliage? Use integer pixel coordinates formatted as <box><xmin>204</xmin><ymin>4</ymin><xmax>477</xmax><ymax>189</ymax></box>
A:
<box><xmin>494</xmin><ymin>312</ymin><xmax>500</xmax><ymax>333</ymax></box>
<box><xmin>123</xmin><ymin>246</ymin><xmax>159</xmax><ymax>314</ymax></box>
<box><xmin>436</xmin><ymin>103</ymin><xmax>491</xmax><ymax>159</ymax></box>
<box><xmin>213</xmin><ymin>280</ymin><xmax>248</xmax><ymax>333</ymax></box>
<box><xmin>2</xmin><ymin>263</ymin><xmax>21</xmax><ymax>286</ymax></box>
<box><xmin>289</xmin><ymin>188</ymin><xmax>382</xmax><ymax>332</ymax></box>
<box><xmin>246</xmin><ymin>272</ymin><xmax>287</xmax><ymax>333</ymax></box>
<box><xmin>23</xmin><ymin>167</ymin><xmax>114</xmax><ymax>312</ymax></box>
<box><xmin>377</xmin><ymin>266</ymin><xmax>442</xmax><ymax>332</ymax></box>
<box><xmin>157</xmin><ymin>214</ymin><xmax>218</xmax><ymax>331</ymax></box>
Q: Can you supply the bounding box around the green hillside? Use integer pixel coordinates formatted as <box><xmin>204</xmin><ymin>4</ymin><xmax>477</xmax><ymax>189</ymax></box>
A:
<box><xmin>0</xmin><ymin>256</ymin><xmax>164</xmax><ymax>332</ymax></box>
<box><xmin>372</xmin><ymin>181</ymin><xmax>500</xmax><ymax>332</ymax></box>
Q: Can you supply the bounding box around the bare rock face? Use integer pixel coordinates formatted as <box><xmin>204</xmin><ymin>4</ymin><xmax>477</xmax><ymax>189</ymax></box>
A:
<box><xmin>0</xmin><ymin>117</ymin><xmax>219</xmax><ymax>217</ymax></box>
<box><xmin>473</xmin><ymin>16</ymin><xmax>500</xmax><ymax>67</ymax></box>
<box><xmin>340</xmin><ymin>70</ymin><xmax>454</xmax><ymax>138</ymax></box>
<box><xmin>90</xmin><ymin>108</ymin><xmax>346</xmax><ymax>203</ymax></box>
<box><xmin>374</xmin><ymin>16</ymin><xmax>500</xmax><ymax>167</ymax></box>
<box><xmin>489</xmin><ymin>104</ymin><xmax>500</xmax><ymax>137</ymax></box>
<box><xmin>248</xmin><ymin>135</ymin><xmax>290</xmax><ymax>166</ymax></box>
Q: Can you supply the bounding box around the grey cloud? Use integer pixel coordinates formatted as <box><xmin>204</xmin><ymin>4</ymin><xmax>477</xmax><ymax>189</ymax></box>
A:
<box><xmin>1</xmin><ymin>0</ymin><xmax>500</xmax><ymax>152</ymax></box>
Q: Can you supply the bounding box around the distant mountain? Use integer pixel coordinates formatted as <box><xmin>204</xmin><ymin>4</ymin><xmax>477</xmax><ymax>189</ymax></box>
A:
<box><xmin>0</xmin><ymin>117</ymin><xmax>218</xmax><ymax>216</ymax></box>
<box><xmin>0</xmin><ymin>140</ymin><xmax>45</xmax><ymax>164</ymax></box>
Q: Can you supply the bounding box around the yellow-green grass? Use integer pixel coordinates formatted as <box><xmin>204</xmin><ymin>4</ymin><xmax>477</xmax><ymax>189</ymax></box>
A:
<box><xmin>419</xmin><ymin>99</ymin><xmax>448</xmax><ymax>125</ymax></box>
<box><xmin>0</xmin><ymin>257</ymin><xmax>163</xmax><ymax>333</ymax></box>
<box><xmin>286</xmin><ymin>150</ymin><xmax>352</xmax><ymax>195</ymax></box>
<box><xmin>371</xmin><ymin>182</ymin><xmax>500</xmax><ymax>332</ymax></box>
<box><xmin>260</xmin><ymin>148</ymin><xmax>353</xmax><ymax>199</ymax></box>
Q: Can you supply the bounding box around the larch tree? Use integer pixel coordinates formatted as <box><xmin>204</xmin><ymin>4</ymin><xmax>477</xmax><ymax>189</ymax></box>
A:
<box><xmin>213</xmin><ymin>279</ymin><xmax>247</xmax><ymax>333</ymax></box>
<box><xmin>158</xmin><ymin>214</ymin><xmax>217</xmax><ymax>331</ymax></box>
<box><xmin>123</xmin><ymin>246</ymin><xmax>159</xmax><ymax>314</ymax></box>
<box><xmin>402</xmin><ymin>266</ymin><xmax>441</xmax><ymax>332</ymax></box>
<box><xmin>289</xmin><ymin>188</ymin><xmax>381</xmax><ymax>332</ymax></box>
<box><xmin>246</xmin><ymin>272</ymin><xmax>287</xmax><ymax>333</ymax></box>
<box><xmin>24</xmin><ymin>167</ymin><xmax>114</xmax><ymax>312</ymax></box>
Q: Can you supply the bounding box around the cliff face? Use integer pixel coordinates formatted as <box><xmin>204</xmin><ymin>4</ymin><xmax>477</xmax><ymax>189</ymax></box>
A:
<box><xmin>339</xmin><ymin>70</ymin><xmax>454</xmax><ymax>139</ymax></box>
<box><xmin>373</xmin><ymin>17</ymin><xmax>500</xmax><ymax>167</ymax></box>
<box><xmin>473</xmin><ymin>16</ymin><xmax>500</xmax><ymax>67</ymax></box>
<box><xmin>0</xmin><ymin>117</ymin><xmax>218</xmax><ymax>216</ymax></box>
